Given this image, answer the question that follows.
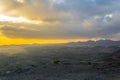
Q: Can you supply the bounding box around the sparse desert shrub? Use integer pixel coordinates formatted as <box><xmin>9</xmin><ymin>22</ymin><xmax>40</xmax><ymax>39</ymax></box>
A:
<box><xmin>53</xmin><ymin>60</ymin><xmax>61</xmax><ymax>64</ymax></box>
<box><xmin>87</xmin><ymin>61</ymin><xmax>92</xmax><ymax>65</ymax></box>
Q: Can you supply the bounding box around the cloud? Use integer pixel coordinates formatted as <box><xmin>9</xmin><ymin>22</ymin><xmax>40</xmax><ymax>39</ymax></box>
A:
<box><xmin>0</xmin><ymin>0</ymin><xmax>120</xmax><ymax>40</ymax></box>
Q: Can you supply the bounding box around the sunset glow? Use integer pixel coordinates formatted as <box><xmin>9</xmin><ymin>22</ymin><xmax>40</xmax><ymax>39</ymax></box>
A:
<box><xmin>0</xmin><ymin>0</ymin><xmax>120</xmax><ymax>45</ymax></box>
<box><xmin>0</xmin><ymin>14</ymin><xmax>30</xmax><ymax>23</ymax></box>
<box><xmin>16</xmin><ymin>0</ymin><xmax>24</xmax><ymax>3</ymax></box>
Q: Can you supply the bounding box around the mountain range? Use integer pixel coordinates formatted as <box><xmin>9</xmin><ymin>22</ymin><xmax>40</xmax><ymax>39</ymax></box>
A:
<box><xmin>68</xmin><ymin>40</ymin><xmax>120</xmax><ymax>47</ymax></box>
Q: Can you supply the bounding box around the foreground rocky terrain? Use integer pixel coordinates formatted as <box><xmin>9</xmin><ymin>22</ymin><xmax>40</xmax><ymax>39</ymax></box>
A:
<box><xmin>0</xmin><ymin>45</ymin><xmax>119</xmax><ymax>80</ymax></box>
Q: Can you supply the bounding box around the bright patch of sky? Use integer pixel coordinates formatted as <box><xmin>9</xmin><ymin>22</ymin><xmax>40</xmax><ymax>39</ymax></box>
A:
<box><xmin>52</xmin><ymin>0</ymin><xmax>65</xmax><ymax>4</ymax></box>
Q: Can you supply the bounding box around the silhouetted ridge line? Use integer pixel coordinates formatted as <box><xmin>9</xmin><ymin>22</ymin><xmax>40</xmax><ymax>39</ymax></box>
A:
<box><xmin>68</xmin><ymin>40</ymin><xmax>120</xmax><ymax>47</ymax></box>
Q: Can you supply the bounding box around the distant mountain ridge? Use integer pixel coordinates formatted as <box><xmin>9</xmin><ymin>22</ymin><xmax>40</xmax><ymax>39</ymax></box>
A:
<box><xmin>68</xmin><ymin>40</ymin><xmax>120</xmax><ymax>47</ymax></box>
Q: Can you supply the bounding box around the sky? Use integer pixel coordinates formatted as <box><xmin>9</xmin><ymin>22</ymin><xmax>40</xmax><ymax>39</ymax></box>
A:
<box><xmin>0</xmin><ymin>0</ymin><xmax>120</xmax><ymax>45</ymax></box>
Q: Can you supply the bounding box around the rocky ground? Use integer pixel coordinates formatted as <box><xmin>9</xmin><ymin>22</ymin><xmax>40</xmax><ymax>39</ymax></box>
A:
<box><xmin>0</xmin><ymin>45</ymin><xmax>119</xmax><ymax>80</ymax></box>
